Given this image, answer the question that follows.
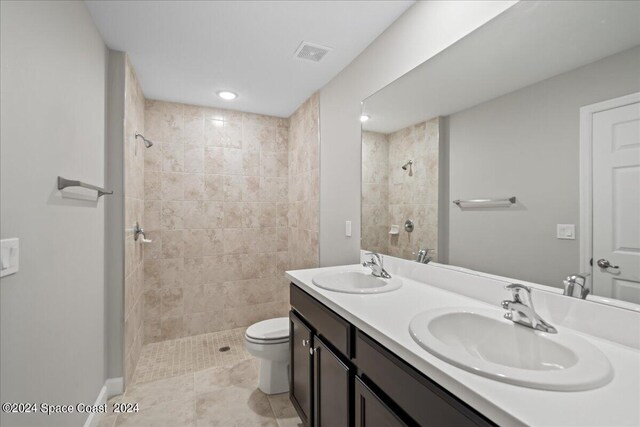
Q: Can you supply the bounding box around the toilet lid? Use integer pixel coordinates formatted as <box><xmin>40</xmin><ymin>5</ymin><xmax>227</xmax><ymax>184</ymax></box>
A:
<box><xmin>245</xmin><ymin>317</ymin><xmax>289</xmax><ymax>341</ymax></box>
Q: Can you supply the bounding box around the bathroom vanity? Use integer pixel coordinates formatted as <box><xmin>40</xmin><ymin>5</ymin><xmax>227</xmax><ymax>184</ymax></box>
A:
<box><xmin>289</xmin><ymin>283</ymin><xmax>493</xmax><ymax>427</ymax></box>
<box><xmin>286</xmin><ymin>255</ymin><xmax>640</xmax><ymax>427</ymax></box>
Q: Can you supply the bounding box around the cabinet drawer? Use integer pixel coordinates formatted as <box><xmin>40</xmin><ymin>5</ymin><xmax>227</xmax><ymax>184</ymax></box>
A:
<box><xmin>290</xmin><ymin>284</ymin><xmax>352</xmax><ymax>357</ymax></box>
<box><xmin>355</xmin><ymin>331</ymin><xmax>494</xmax><ymax>427</ymax></box>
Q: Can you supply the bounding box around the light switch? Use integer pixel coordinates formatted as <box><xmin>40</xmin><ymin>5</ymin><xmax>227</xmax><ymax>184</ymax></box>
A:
<box><xmin>1</xmin><ymin>238</ymin><xmax>19</xmax><ymax>278</ymax></box>
<box><xmin>345</xmin><ymin>221</ymin><xmax>352</xmax><ymax>237</ymax></box>
<box><xmin>557</xmin><ymin>224</ymin><xmax>575</xmax><ymax>240</ymax></box>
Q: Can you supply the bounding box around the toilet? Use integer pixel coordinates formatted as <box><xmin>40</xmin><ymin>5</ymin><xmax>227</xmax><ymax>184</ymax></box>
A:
<box><xmin>244</xmin><ymin>317</ymin><xmax>290</xmax><ymax>394</ymax></box>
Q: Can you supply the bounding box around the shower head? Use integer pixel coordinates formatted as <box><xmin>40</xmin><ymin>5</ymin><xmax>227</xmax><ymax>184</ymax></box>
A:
<box><xmin>401</xmin><ymin>160</ymin><xmax>413</xmax><ymax>170</ymax></box>
<box><xmin>135</xmin><ymin>133</ymin><xmax>154</xmax><ymax>148</ymax></box>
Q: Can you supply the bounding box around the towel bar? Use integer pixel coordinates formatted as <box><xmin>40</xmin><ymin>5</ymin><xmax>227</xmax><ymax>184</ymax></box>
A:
<box><xmin>57</xmin><ymin>176</ymin><xmax>113</xmax><ymax>197</ymax></box>
<box><xmin>453</xmin><ymin>196</ymin><xmax>516</xmax><ymax>208</ymax></box>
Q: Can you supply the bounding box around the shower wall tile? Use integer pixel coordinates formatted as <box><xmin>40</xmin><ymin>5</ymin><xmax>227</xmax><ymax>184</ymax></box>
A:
<box><xmin>362</xmin><ymin>131</ymin><xmax>389</xmax><ymax>254</ymax></box>
<box><xmin>123</xmin><ymin>57</ymin><xmax>145</xmax><ymax>388</ymax></box>
<box><xmin>362</xmin><ymin>118</ymin><xmax>440</xmax><ymax>260</ymax></box>
<box><xmin>142</xmin><ymin>100</ymin><xmax>291</xmax><ymax>343</ymax></box>
<box><xmin>387</xmin><ymin>118</ymin><xmax>439</xmax><ymax>260</ymax></box>
<box><xmin>288</xmin><ymin>93</ymin><xmax>320</xmax><ymax>270</ymax></box>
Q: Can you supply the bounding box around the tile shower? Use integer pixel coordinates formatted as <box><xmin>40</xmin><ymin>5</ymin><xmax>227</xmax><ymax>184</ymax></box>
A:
<box><xmin>287</xmin><ymin>93</ymin><xmax>320</xmax><ymax>271</ymax></box>
<box><xmin>362</xmin><ymin>117</ymin><xmax>440</xmax><ymax>260</ymax></box>
<box><xmin>141</xmin><ymin>100</ymin><xmax>291</xmax><ymax>344</ymax></box>
<box><xmin>123</xmin><ymin>57</ymin><xmax>145</xmax><ymax>387</ymax></box>
<box><xmin>120</xmin><ymin>71</ymin><xmax>320</xmax><ymax>395</ymax></box>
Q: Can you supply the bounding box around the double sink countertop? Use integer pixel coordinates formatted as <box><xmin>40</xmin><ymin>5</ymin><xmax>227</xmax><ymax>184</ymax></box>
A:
<box><xmin>286</xmin><ymin>257</ymin><xmax>640</xmax><ymax>427</ymax></box>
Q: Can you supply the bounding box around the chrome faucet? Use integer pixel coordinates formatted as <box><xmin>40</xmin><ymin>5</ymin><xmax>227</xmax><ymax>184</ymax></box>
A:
<box><xmin>415</xmin><ymin>248</ymin><xmax>433</xmax><ymax>264</ymax></box>
<box><xmin>501</xmin><ymin>284</ymin><xmax>557</xmax><ymax>333</ymax></box>
<box><xmin>362</xmin><ymin>252</ymin><xmax>391</xmax><ymax>279</ymax></box>
<box><xmin>563</xmin><ymin>273</ymin><xmax>591</xmax><ymax>299</ymax></box>
<box><xmin>133</xmin><ymin>222</ymin><xmax>149</xmax><ymax>242</ymax></box>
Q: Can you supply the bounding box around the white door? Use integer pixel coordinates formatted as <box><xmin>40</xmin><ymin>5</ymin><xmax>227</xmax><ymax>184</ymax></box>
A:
<box><xmin>592</xmin><ymin>99</ymin><xmax>640</xmax><ymax>304</ymax></box>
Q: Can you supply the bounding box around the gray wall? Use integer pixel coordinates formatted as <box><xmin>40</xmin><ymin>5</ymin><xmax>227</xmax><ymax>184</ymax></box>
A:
<box><xmin>319</xmin><ymin>1</ymin><xmax>516</xmax><ymax>266</ymax></box>
<box><xmin>1</xmin><ymin>1</ymin><xmax>108</xmax><ymax>426</ymax></box>
<box><xmin>447</xmin><ymin>46</ymin><xmax>640</xmax><ymax>287</ymax></box>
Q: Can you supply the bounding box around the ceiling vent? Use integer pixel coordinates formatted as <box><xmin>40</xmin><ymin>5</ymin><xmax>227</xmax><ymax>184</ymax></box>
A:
<box><xmin>294</xmin><ymin>42</ymin><xmax>332</xmax><ymax>63</ymax></box>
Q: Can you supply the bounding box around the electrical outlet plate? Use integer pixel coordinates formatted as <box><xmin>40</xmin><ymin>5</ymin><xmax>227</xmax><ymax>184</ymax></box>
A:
<box><xmin>557</xmin><ymin>224</ymin><xmax>576</xmax><ymax>240</ymax></box>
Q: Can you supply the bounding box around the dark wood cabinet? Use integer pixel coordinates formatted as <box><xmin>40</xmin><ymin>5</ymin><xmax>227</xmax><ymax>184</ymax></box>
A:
<box><xmin>355</xmin><ymin>331</ymin><xmax>493</xmax><ymax>427</ymax></box>
<box><xmin>290</xmin><ymin>311</ymin><xmax>313</xmax><ymax>426</ymax></box>
<box><xmin>355</xmin><ymin>377</ymin><xmax>407</xmax><ymax>427</ymax></box>
<box><xmin>313</xmin><ymin>337</ymin><xmax>350</xmax><ymax>427</ymax></box>
<box><xmin>290</xmin><ymin>307</ymin><xmax>351</xmax><ymax>427</ymax></box>
<box><xmin>291</xmin><ymin>284</ymin><xmax>353</xmax><ymax>356</ymax></box>
<box><xmin>289</xmin><ymin>283</ymin><xmax>495</xmax><ymax>427</ymax></box>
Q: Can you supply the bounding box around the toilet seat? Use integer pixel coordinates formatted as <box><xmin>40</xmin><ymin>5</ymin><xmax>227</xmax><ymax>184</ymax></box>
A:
<box><xmin>245</xmin><ymin>317</ymin><xmax>289</xmax><ymax>344</ymax></box>
<box><xmin>245</xmin><ymin>335</ymin><xmax>288</xmax><ymax>345</ymax></box>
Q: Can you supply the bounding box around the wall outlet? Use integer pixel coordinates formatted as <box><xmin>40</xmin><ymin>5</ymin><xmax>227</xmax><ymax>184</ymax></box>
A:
<box><xmin>557</xmin><ymin>224</ymin><xmax>575</xmax><ymax>240</ymax></box>
<box><xmin>1</xmin><ymin>238</ymin><xmax>19</xmax><ymax>278</ymax></box>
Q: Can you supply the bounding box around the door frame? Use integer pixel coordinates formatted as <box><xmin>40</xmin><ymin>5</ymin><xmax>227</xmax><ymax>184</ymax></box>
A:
<box><xmin>579</xmin><ymin>92</ymin><xmax>640</xmax><ymax>277</ymax></box>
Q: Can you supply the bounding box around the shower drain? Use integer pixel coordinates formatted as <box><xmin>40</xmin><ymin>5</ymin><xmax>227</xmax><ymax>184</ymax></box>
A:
<box><xmin>218</xmin><ymin>346</ymin><xmax>231</xmax><ymax>352</ymax></box>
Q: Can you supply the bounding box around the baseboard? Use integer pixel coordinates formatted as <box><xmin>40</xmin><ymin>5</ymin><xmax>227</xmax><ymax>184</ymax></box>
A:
<box><xmin>105</xmin><ymin>377</ymin><xmax>124</xmax><ymax>398</ymax></box>
<box><xmin>83</xmin><ymin>377</ymin><xmax>124</xmax><ymax>427</ymax></box>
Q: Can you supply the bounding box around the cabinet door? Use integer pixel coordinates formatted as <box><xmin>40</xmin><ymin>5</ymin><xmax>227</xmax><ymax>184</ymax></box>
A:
<box><xmin>313</xmin><ymin>337</ymin><xmax>350</xmax><ymax>427</ymax></box>
<box><xmin>355</xmin><ymin>377</ymin><xmax>407</xmax><ymax>427</ymax></box>
<box><xmin>290</xmin><ymin>311</ymin><xmax>313</xmax><ymax>426</ymax></box>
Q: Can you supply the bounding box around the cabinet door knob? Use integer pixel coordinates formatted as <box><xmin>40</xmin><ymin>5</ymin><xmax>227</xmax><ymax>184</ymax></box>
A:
<box><xmin>302</xmin><ymin>339</ymin><xmax>309</xmax><ymax>347</ymax></box>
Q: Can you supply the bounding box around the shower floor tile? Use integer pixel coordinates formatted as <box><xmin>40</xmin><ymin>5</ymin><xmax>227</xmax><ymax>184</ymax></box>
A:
<box><xmin>133</xmin><ymin>327</ymin><xmax>251</xmax><ymax>384</ymax></box>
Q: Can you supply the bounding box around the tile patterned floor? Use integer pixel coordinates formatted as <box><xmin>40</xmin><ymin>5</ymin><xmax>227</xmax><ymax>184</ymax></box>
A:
<box><xmin>97</xmin><ymin>328</ymin><xmax>302</xmax><ymax>427</ymax></box>
<box><xmin>133</xmin><ymin>328</ymin><xmax>252</xmax><ymax>384</ymax></box>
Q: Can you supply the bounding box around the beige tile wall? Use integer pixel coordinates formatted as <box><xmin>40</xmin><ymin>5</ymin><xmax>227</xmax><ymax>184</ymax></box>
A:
<box><xmin>123</xmin><ymin>57</ymin><xmax>145</xmax><ymax>386</ymax></box>
<box><xmin>387</xmin><ymin>118</ymin><xmax>439</xmax><ymax>260</ymax></box>
<box><xmin>142</xmin><ymin>100</ymin><xmax>290</xmax><ymax>343</ymax></box>
<box><xmin>361</xmin><ymin>118</ymin><xmax>440</xmax><ymax>260</ymax></box>
<box><xmin>288</xmin><ymin>93</ymin><xmax>320</xmax><ymax>270</ymax></box>
<box><xmin>362</xmin><ymin>131</ymin><xmax>389</xmax><ymax>254</ymax></box>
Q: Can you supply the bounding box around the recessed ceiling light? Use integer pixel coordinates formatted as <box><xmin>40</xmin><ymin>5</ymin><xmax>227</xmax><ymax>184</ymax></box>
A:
<box><xmin>217</xmin><ymin>90</ymin><xmax>238</xmax><ymax>100</ymax></box>
<box><xmin>360</xmin><ymin>115</ymin><xmax>370</xmax><ymax>123</ymax></box>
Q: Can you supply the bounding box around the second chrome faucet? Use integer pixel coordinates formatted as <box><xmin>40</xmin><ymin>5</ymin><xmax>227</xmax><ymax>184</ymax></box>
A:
<box><xmin>415</xmin><ymin>248</ymin><xmax>433</xmax><ymax>264</ymax></box>
<box><xmin>563</xmin><ymin>273</ymin><xmax>591</xmax><ymax>299</ymax></box>
<box><xmin>502</xmin><ymin>284</ymin><xmax>557</xmax><ymax>334</ymax></box>
<box><xmin>362</xmin><ymin>252</ymin><xmax>392</xmax><ymax>279</ymax></box>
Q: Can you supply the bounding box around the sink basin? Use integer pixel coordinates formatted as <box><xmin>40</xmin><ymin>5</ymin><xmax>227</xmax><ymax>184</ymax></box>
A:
<box><xmin>409</xmin><ymin>307</ymin><xmax>613</xmax><ymax>391</ymax></box>
<box><xmin>312</xmin><ymin>270</ymin><xmax>402</xmax><ymax>294</ymax></box>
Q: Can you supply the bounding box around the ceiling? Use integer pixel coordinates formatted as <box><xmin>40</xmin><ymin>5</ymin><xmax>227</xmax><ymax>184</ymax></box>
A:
<box><xmin>362</xmin><ymin>0</ymin><xmax>640</xmax><ymax>134</ymax></box>
<box><xmin>86</xmin><ymin>0</ymin><xmax>414</xmax><ymax>117</ymax></box>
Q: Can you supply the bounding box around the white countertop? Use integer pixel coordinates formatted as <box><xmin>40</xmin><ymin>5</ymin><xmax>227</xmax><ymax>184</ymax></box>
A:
<box><xmin>286</xmin><ymin>262</ymin><xmax>640</xmax><ymax>427</ymax></box>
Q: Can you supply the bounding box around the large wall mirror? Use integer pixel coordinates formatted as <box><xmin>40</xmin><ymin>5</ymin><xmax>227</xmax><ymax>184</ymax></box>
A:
<box><xmin>361</xmin><ymin>1</ymin><xmax>640</xmax><ymax>305</ymax></box>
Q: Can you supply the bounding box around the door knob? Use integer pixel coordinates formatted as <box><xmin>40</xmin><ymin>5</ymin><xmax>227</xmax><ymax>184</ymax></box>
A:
<box><xmin>597</xmin><ymin>259</ymin><xmax>619</xmax><ymax>269</ymax></box>
<box><xmin>302</xmin><ymin>339</ymin><xmax>309</xmax><ymax>347</ymax></box>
